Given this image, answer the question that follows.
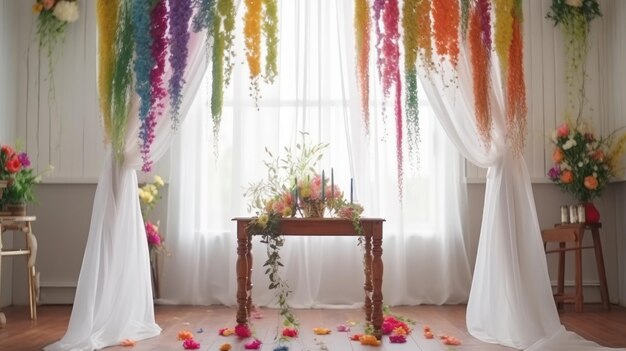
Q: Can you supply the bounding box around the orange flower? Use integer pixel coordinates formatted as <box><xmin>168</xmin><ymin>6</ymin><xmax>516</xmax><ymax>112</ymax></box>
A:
<box><xmin>120</xmin><ymin>339</ymin><xmax>136</xmax><ymax>347</ymax></box>
<box><xmin>32</xmin><ymin>3</ymin><xmax>44</xmax><ymax>13</ymax></box>
<box><xmin>313</xmin><ymin>327</ymin><xmax>331</xmax><ymax>335</ymax></box>
<box><xmin>177</xmin><ymin>331</ymin><xmax>194</xmax><ymax>340</ymax></box>
<box><xmin>584</xmin><ymin>176</ymin><xmax>598</xmax><ymax>190</ymax></box>
<box><xmin>359</xmin><ymin>334</ymin><xmax>381</xmax><ymax>346</ymax></box>
<box><xmin>552</xmin><ymin>148</ymin><xmax>564</xmax><ymax>163</ymax></box>
<box><xmin>219</xmin><ymin>343</ymin><xmax>232</xmax><ymax>351</ymax></box>
<box><xmin>560</xmin><ymin>170</ymin><xmax>573</xmax><ymax>184</ymax></box>
<box><xmin>592</xmin><ymin>149</ymin><xmax>604</xmax><ymax>161</ymax></box>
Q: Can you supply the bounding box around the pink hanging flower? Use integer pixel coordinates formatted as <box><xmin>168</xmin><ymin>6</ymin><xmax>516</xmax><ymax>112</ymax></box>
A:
<box><xmin>235</xmin><ymin>324</ymin><xmax>252</xmax><ymax>338</ymax></box>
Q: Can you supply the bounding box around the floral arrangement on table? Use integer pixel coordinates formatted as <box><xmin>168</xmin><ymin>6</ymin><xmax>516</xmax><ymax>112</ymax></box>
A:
<box><xmin>547</xmin><ymin>119</ymin><xmax>626</xmax><ymax>221</ymax></box>
<box><xmin>243</xmin><ymin>133</ymin><xmax>364</xmax><ymax>340</ymax></box>
<box><xmin>546</xmin><ymin>0</ymin><xmax>601</xmax><ymax>113</ymax></box>
<box><xmin>33</xmin><ymin>0</ymin><xmax>80</xmax><ymax>77</ymax></box>
<box><xmin>138</xmin><ymin>175</ymin><xmax>167</xmax><ymax>298</ymax></box>
<box><xmin>0</xmin><ymin>144</ymin><xmax>53</xmax><ymax>215</ymax></box>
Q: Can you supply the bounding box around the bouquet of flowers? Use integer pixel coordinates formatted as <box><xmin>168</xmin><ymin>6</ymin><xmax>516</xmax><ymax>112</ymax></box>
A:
<box><xmin>547</xmin><ymin>119</ymin><xmax>626</xmax><ymax>203</ymax></box>
<box><xmin>138</xmin><ymin>175</ymin><xmax>166</xmax><ymax>253</ymax></box>
<box><xmin>33</xmin><ymin>0</ymin><xmax>79</xmax><ymax>78</ymax></box>
<box><xmin>1</xmin><ymin>144</ymin><xmax>52</xmax><ymax>209</ymax></box>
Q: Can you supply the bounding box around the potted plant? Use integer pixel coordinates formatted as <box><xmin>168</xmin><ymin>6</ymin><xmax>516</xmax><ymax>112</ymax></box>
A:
<box><xmin>0</xmin><ymin>144</ymin><xmax>50</xmax><ymax>216</ymax></box>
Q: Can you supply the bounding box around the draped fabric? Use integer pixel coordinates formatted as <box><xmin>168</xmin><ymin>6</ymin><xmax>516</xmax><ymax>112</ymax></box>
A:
<box><xmin>420</xmin><ymin>45</ymin><xmax>625</xmax><ymax>350</ymax></box>
<box><xmin>44</xmin><ymin>28</ymin><xmax>210</xmax><ymax>351</ymax></box>
<box><xmin>161</xmin><ymin>0</ymin><xmax>472</xmax><ymax>308</ymax></box>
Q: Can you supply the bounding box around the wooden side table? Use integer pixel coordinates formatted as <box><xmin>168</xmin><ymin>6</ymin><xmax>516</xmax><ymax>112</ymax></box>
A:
<box><xmin>544</xmin><ymin>222</ymin><xmax>610</xmax><ymax>312</ymax></box>
<box><xmin>233</xmin><ymin>217</ymin><xmax>385</xmax><ymax>338</ymax></box>
<box><xmin>0</xmin><ymin>216</ymin><xmax>38</xmax><ymax>328</ymax></box>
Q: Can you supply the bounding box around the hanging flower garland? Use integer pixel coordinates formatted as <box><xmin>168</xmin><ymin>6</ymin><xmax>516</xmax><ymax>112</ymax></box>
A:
<box><xmin>373</xmin><ymin>0</ymin><xmax>385</xmax><ymax>89</ymax></box>
<box><xmin>460</xmin><ymin>0</ymin><xmax>470</xmax><ymax>42</ymax></box>
<box><xmin>380</xmin><ymin>0</ymin><xmax>403</xmax><ymax>198</ymax></box>
<box><xmin>244</xmin><ymin>0</ymin><xmax>263</xmax><ymax>105</ymax></box>
<box><xmin>469</xmin><ymin>2</ymin><xmax>492</xmax><ymax>147</ymax></box>
<box><xmin>432</xmin><ymin>0</ymin><xmax>460</xmax><ymax>69</ymax></box>
<box><xmin>546</xmin><ymin>0</ymin><xmax>601</xmax><ymax>115</ymax></box>
<box><xmin>96</xmin><ymin>0</ymin><xmax>120</xmax><ymax>142</ymax></box>
<box><xmin>168</xmin><ymin>0</ymin><xmax>193</xmax><ymax>130</ymax></box>
<box><xmin>192</xmin><ymin>0</ymin><xmax>216</xmax><ymax>33</ymax></box>
<box><xmin>354</xmin><ymin>0</ymin><xmax>371</xmax><ymax>133</ymax></box>
<box><xmin>416</xmin><ymin>0</ymin><xmax>434</xmax><ymax>73</ymax></box>
<box><xmin>140</xmin><ymin>0</ymin><xmax>169</xmax><ymax>172</ymax></box>
<box><xmin>132</xmin><ymin>0</ymin><xmax>155</xmax><ymax>171</ymax></box>
<box><xmin>494</xmin><ymin>0</ymin><xmax>514</xmax><ymax>76</ymax></box>
<box><xmin>402</xmin><ymin>0</ymin><xmax>420</xmax><ymax>165</ymax></box>
<box><xmin>210</xmin><ymin>0</ymin><xmax>236</xmax><ymax>149</ymax></box>
<box><xmin>262</xmin><ymin>0</ymin><xmax>278</xmax><ymax>84</ymax></box>
<box><xmin>506</xmin><ymin>0</ymin><xmax>527</xmax><ymax>155</ymax></box>
<box><xmin>110</xmin><ymin>0</ymin><xmax>134</xmax><ymax>158</ymax></box>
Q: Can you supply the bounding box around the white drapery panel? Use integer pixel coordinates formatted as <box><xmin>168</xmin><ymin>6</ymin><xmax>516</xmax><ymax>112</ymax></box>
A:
<box><xmin>44</xmin><ymin>30</ymin><xmax>210</xmax><ymax>351</ymax></box>
<box><xmin>161</xmin><ymin>0</ymin><xmax>472</xmax><ymax>308</ymax></box>
<box><xmin>420</xmin><ymin>48</ymin><xmax>625</xmax><ymax>350</ymax></box>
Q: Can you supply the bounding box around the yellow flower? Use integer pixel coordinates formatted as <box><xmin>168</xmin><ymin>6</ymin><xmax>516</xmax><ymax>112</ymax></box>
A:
<box><xmin>147</xmin><ymin>184</ymin><xmax>158</xmax><ymax>195</ymax></box>
<box><xmin>300</xmin><ymin>186</ymin><xmax>312</xmax><ymax>198</ymax></box>
<box><xmin>154</xmin><ymin>175</ymin><xmax>164</xmax><ymax>187</ymax></box>
<box><xmin>257</xmin><ymin>214</ymin><xmax>269</xmax><ymax>229</ymax></box>
<box><xmin>282</xmin><ymin>207</ymin><xmax>292</xmax><ymax>218</ymax></box>
<box><xmin>32</xmin><ymin>3</ymin><xmax>44</xmax><ymax>13</ymax></box>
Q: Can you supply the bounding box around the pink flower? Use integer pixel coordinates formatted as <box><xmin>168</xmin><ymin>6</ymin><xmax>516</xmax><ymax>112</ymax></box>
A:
<box><xmin>556</xmin><ymin>123</ymin><xmax>570</xmax><ymax>138</ymax></box>
<box><xmin>42</xmin><ymin>0</ymin><xmax>55</xmax><ymax>10</ymax></box>
<box><xmin>235</xmin><ymin>324</ymin><xmax>252</xmax><ymax>338</ymax></box>
<box><xmin>336</xmin><ymin>324</ymin><xmax>350</xmax><ymax>332</ymax></box>
<box><xmin>389</xmin><ymin>334</ymin><xmax>407</xmax><ymax>343</ymax></box>
<box><xmin>282</xmin><ymin>327</ymin><xmax>298</xmax><ymax>338</ymax></box>
<box><xmin>182</xmin><ymin>339</ymin><xmax>200</xmax><ymax>349</ymax></box>
<box><xmin>244</xmin><ymin>339</ymin><xmax>262</xmax><ymax>349</ymax></box>
<box><xmin>145</xmin><ymin>221</ymin><xmax>161</xmax><ymax>247</ymax></box>
<box><xmin>18</xmin><ymin>152</ymin><xmax>31</xmax><ymax>168</ymax></box>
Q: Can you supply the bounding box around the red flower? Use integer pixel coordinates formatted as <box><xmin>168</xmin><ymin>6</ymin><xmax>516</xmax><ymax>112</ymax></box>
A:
<box><xmin>182</xmin><ymin>339</ymin><xmax>200</xmax><ymax>349</ymax></box>
<box><xmin>1</xmin><ymin>145</ymin><xmax>14</xmax><ymax>156</ymax></box>
<box><xmin>282</xmin><ymin>327</ymin><xmax>298</xmax><ymax>338</ymax></box>
<box><xmin>5</xmin><ymin>155</ymin><xmax>22</xmax><ymax>173</ymax></box>
<box><xmin>234</xmin><ymin>324</ymin><xmax>252</xmax><ymax>338</ymax></box>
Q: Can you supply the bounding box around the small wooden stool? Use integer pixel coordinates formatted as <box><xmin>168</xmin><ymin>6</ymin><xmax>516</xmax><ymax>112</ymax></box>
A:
<box><xmin>0</xmin><ymin>216</ymin><xmax>39</xmax><ymax>328</ymax></box>
<box><xmin>541</xmin><ymin>223</ymin><xmax>610</xmax><ymax>312</ymax></box>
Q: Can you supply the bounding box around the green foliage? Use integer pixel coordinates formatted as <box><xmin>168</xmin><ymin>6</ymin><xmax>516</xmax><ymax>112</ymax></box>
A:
<box><xmin>2</xmin><ymin>169</ymin><xmax>39</xmax><ymax>205</ymax></box>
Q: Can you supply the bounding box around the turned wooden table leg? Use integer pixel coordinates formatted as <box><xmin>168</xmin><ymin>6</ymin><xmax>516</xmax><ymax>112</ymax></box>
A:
<box><xmin>592</xmin><ymin>228</ymin><xmax>610</xmax><ymax>310</ymax></box>
<box><xmin>0</xmin><ymin>222</ymin><xmax>4</xmax><ymax>328</ymax></box>
<box><xmin>236</xmin><ymin>221</ymin><xmax>250</xmax><ymax>325</ymax></box>
<box><xmin>363</xmin><ymin>228</ymin><xmax>373</xmax><ymax>323</ymax></box>
<box><xmin>371</xmin><ymin>221</ymin><xmax>384</xmax><ymax>339</ymax></box>
<box><xmin>246</xmin><ymin>236</ymin><xmax>253</xmax><ymax>316</ymax></box>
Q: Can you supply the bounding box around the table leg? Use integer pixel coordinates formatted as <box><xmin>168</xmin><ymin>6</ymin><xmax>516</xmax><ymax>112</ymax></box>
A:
<box><xmin>0</xmin><ymin>222</ymin><xmax>4</xmax><ymax>328</ymax></box>
<box><xmin>363</xmin><ymin>230</ymin><xmax>373</xmax><ymax>323</ymax></box>
<box><xmin>371</xmin><ymin>221</ymin><xmax>384</xmax><ymax>339</ymax></box>
<box><xmin>592</xmin><ymin>229</ymin><xmax>610</xmax><ymax>310</ymax></box>
<box><xmin>246</xmin><ymin>236</ymin><xmax>253</xmax><ymax>316</ymax></box>
<box><xmin>25</xmin><ymin>225</ymin><xmax>37</xmax><ymax>320</ymax></box>
<box><xmin>236</xmin><ymin>221</ymin><xmax>250</xmax><ymax>325</ymax></box>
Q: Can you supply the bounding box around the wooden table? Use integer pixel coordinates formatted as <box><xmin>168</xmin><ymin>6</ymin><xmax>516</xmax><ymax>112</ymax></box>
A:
<box><xmin>233</xmin><ymin>217</ymin><xmax>385</xmax><ymax>337</ymax></box>
<box><xmin>0</xmin><ymin>216</ymin><xmax>38</xmax><ymax>328</ymax></box>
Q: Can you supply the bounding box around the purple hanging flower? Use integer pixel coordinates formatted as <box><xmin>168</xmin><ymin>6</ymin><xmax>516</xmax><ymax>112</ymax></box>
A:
<box><xmin>168</xmin><ymin>0</ymin><xmax>193</xmax><ymax>129</ymax></box>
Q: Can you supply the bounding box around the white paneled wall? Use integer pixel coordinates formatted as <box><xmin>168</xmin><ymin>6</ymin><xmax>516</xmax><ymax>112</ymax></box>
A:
<box><xmin>0</xmin><ymin>0</ymin><xmax>18</xmax><ymax>143</ymax></box>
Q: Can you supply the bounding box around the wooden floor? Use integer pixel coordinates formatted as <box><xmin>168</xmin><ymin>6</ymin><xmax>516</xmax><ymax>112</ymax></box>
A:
<box><xmin>0</xmin><ymin>304</ymin><xmax>625</xmax><ymax>350</ymax></box>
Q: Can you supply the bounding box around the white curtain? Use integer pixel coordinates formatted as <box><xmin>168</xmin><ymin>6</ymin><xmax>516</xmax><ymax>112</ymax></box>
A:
<box><xmin>44</xmin><ymin>29</ymin><xmax>210</xmax><ymax>351</ymax></box>
<box><xmin>420</xmin><ymin>42</ymin><xmax>625</xmax><ymax>350</ymax></box>
<box><xmin>161</xmin><ymin>0</ymin><xmax>472</xmax><ymax>308</ymax></box>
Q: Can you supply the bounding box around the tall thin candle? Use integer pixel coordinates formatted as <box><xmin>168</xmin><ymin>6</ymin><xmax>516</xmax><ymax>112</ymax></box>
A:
<box><xmin>321</xmin><ymin>170</ymin><xmax>325</xmax><ymax>202</ymax></box>
<box><xmin>331</xmin><ymin>168</ymin><xmax>334</xmax><ymax>200</ymax></box>
<box><xmin>350</xmin><ymin>178</ymin><xmax>353</xmax><ymax>204</ymax></box>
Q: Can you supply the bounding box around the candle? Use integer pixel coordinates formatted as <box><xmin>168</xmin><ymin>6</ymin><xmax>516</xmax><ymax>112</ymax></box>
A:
<box><xmin>331</xmin><ymin>168</ymin><xmax>334</xmax><ymax>200</ymax></box>
<box><xmin>321</xmin><ymin>170</ymin><xmax>325</xmax><ymax>202</ymax></box>
<box><xmin>350</xmin><ymin>178</ymin><xmax>353</xmax><ymax>204</ymax></box>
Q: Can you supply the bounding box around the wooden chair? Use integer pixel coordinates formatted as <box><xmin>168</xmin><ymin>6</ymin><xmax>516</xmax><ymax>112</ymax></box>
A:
<box><xmin>541</xmin><ymin>223</ymin><xmax>610</xmax><ymax>312</ymax></box>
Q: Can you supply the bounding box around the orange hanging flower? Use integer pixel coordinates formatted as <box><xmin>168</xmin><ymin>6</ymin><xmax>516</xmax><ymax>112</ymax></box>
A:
<box><xmin>416</xmin><ymin>0</ymin><xmax>434</xmax><ymax>71</ymax></box>
<box><xmin>469</xmin><ymin>4</ymin><xmax>492</xmax><ymax>146</ymax></box>
<box><xmin>432</xmin><ymin>0</ymin><xmax>460</xmax><ymax>68</ymax></box>
<box><xmin>244</xmin><ymin>0</ymin><xmax>262</xmax><ymax>103</ymax></box>
<box><xmin>506</xmin><ymin>2</ymin><xmax>527</xmax><ymax>155</ymax></box>
<box><xmin>355</xmin><ymin>0</ymin><xmax>371</xmax><ymax>133</ymax></box>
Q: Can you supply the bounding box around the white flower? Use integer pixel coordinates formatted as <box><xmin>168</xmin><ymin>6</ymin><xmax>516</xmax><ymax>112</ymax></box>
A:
<box><xmin>563</xmin><ymin>139</ymin><xmax>577</xmax><ymax>150</ymax></box>
<box><xmin>578</xmin><ymin>162</ymin><xmax>583</xmax><ymax>168</ymax></box>
<box><xmin>565</xmin><ymin>0</ymin><xmax>583</xmax><ymax>7</ymax></box>
<box><xmin>53</xmin><ymin>1</ymin><xmax>80</xmax><ymax>23</ymax></box>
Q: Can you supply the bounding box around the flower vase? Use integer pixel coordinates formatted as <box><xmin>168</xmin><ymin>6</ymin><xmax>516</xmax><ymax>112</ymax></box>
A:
<box><xmin>150</xmin><ymin>250</ymin><xmax>160</xmax><ymax>299</ymax></box>
<box><xmin>5</xmin><ymin>203</ymin><xmax>26</xmax><ymax>216</ymax></box>
<box><xmin>584</xmin><ymin>202</ymin><xmax>600</xmax><ymax>224</ymax></box>
<box><xmin>302</xmin><ymin>201</ymin><xmax>325</xmax><ymax>218</ymax></box>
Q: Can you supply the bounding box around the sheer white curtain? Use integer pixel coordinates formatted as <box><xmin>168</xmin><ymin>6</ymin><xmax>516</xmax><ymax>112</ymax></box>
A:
<box><xmin>44</xmin><ymin>30</ymin><xmax>210</xmax><ymax>351</ymax></box>
<box><xmin>162</xmin><ymin>0</ymin><xmax>472</xmax><ymax>308</ymax></box>
<box><xmin>420</xmin><ymin>46</ymin><xmax>625</xmax><ymax>350</ymax></box>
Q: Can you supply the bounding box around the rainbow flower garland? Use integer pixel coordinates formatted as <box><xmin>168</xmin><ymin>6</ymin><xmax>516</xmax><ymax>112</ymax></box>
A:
<box><xmin>109</xmin><ymin>0</ymin><xmax>134</xmax><ymax>158</ymax></box>
<box><xmin>244</xmin><ymin>0</ymin><xmax>263</xmax><ymax>104</ymax></box>
<box><xmin>96</xmin><ymin>0</ymin><xmax>120</xmax><ymax>142</ymax></box>
<box><xmin>168</xmin><ymin>0</ymin><xmax>193</xmax><ymax>130</ymax></box>
<box><xmin>506</xmin><ymin>0</ymin><xmax>527</xmax><ymax>155</ymax></box>
<box><xmin>469</xmin><ymin>2</ymin><xmax>492</xmax><ymax>147</ymax></box>
<box><xmin>416</xmin><ymin>0</ymin><xmax>434</xmax><ymax>72</ymax></box>
<box><xmin>262</xmin><ymin>0</ymin><xmax>278</xmax><ymax>84</ymax></box>
<box><xmin>432</xmin><ymin>0</ymin><xmax>460</xmax><ymax>69</ymax></box>
<box><xmin>354</xmin><ymin>0</ymin><xmax>371</xmax><ymax>133</ymax></box>
<box><xmin>494</xmin><ymin>0</ymin><xmax>514</xmax><ymax>76</ymax></box>
<box><xmin>402</xmin><ymin>0</ymin><xmax>420</xmax><ymax>165</ymax></box>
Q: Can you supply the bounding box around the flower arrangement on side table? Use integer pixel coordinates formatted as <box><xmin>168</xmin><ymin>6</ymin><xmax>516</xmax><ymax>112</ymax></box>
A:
<box><xmin>243</xmin><ymin>133</ymin><xmax>365</xmax><ymax>344</ymax></box>
<box><xmin>1</xmin><ymin>144</ymin><xmax>53</xmax><ymax>216</ymax></box>
<box><xmin>548</xmin><ymin>119</ymin><xmax>626</xmax><ymax>222</ymax></box>
<box><xmin>138</xmin><ymin>175</ymin><xmax>168</xmax><ymax>298</ymax></box>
